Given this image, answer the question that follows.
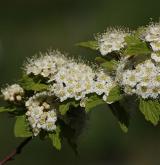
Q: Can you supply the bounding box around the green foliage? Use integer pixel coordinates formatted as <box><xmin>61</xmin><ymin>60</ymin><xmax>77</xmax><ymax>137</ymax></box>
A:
<box><xmin>60</xmin><ymin>121</ymin><xmax>78</xmax><ymax>154</ymax></box>
<box><xmin>0</xmin><ymin>107</ymin><xmax>16</xmax><ymax>113</ymax></box>
<box><xmin>19</xmin><ymin>74</ymin><xmax>48</xmax><ymax>92</ymax></box>
<box><xmin>139</xmin><ymin>99</ymin><xmax>160</xmax><ymax>125</ymax></box>
<box><xmin>95</xmin><ymin>57</ymin><xmax>118</xmax><ymax>73</ymax></box>
<box><xmin>14</xmin><ymin>115</ymin><xmax>33</xmax><ymax>137</ymax></box>
<box><xmin>109</xmin><ymin>101</ymin><xmax>130</xmax><ymax>133</ymax></box>
<box><xmin>124</xmin><ymin>53</ymin><xmax>151</xmax><ymax>70</ymax></box>
<box><xmin>100</xmin><ymin>60</ymin><xmax>118</xmax><ymax>72</ymax></box>
<box><xmin>107</xmin><ymin>86</ymin><xmax>122</xmax><ymax>103</ymax></box>
<box><xmin>59</xmin><ymin>100</ymin><xmax>79</xmax><ymax>115</ymax></box>
<box><xmin>76</xmin><ymin>41</ymin><xmax>98</xmax><ymax>50</ymax></box>
<box><xmin>60</xmin><ymin>107</ymin><xmax>86</xmax><ymax>155</ymax></box>
<box><xmin>124</xmin><ymin>35</ymin><xmax>151</xmax><ymax>56</ymax></box>
<box><xmin>85</xmin><ymin>94</ymin><xmax>105</xmax><ymax>112</ymax></box>
<box><xmin>95</xmin><ymin>57</ymin><xmax>107</xmax><ymax>64</ymax></box>
<box><xmin>49</xmin><ymin>126</ymin><xmax>62</xmax><ymax>150</ymax></box>
<box><xmin>134</xmin><ymin>26</ymin><xmax>146</xmax><ymax>37</ymax></box>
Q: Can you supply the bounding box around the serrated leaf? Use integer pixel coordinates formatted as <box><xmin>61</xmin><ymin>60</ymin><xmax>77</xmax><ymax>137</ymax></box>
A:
<box><xmin>19</xmin><ymin>74</ymin><xmax>48</xmax><ymax>91</ymax></box>
<box><xmin>49</xmin><ymin>126</ymin><xmax>61</xmax><ymax>150</ymax></box>
<box><xmin>85</xmin><ymin>95</ymin><xmax>105</xmax><ymax>112</ymax></box>
<box><xmin>59</xmin><ymin>100</ymin><xmax>79</xmax><ymax>115</ymax></box>
<box><xmin>0</xmin><ymin>107</ymin><xmax>16</xmax><ymax>113</ymax></box>
<box><xmin>124</xmin><ymin>35</ymin><xmax>151</xmax><ymax>56</ymax></box>
<box><xmin>107</xmin><ymin>86</ymin><xmax>122</xmax><ymax>103</ymax></box>
<box><xmin>76</xmin><ymin>41</ymin><xmax>98</xmax><ymax>50</ymax></box>
<box><xmin>14</xmin><ymin>115</ymin><xmax>32</xmax><ymax>137</ymax></box>
<box><xmin>134</xmin><ymin>27</ymin><xmax>146</xmax><ymax>37</ymax></box>
<box><xmin>139</xmin><ymin>99</ymin><xmax>160</xmax><ymax>125</ymax></box>
<box><xmin>60</xmin><ymin>107</ymin><xmax>86</xmax><ymax>155</ymax></box>
<box><xmin>109</xmin><ymin>102</ymin><xmax>130</xmax><ymax>133</ymax></box>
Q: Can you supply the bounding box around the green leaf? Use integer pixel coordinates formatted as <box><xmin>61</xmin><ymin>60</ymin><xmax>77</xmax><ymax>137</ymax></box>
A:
<box><xmin>124</xmin><ymin>35</ymin><xmax>151</xmax><ymax>56</ymax></box>
<box><xmin>19</xmin><ymin>74</ymin><xmax>48</xmax><ymax>91</ymax></box>
<box><xmin>0</xmin><ymin>107</ymin><xmax>16</xmax><ymax>113</ymax></box>
<box><xmin>119</xmin><ymin>123</ymin><xmax>128</xmax><ymax>133</ymax></box>
<box><xmin>14</xmin><ymin>115</ymin><xmax>32</xmax><ymax>137</ymax></box>
<box><xmin>107</xmin><ymin>86</ymin><xmax>122</xmax><ymax>103</ymax></box>
<box><xmin>139</xmin><ymin>99</ymin><xmax>160</xmax><ymax>125</ymax></box>
<box><xmin>95</xmin><ymin>57</ymin><xmax>107</xmax><ymax>64</ymax></box>
<box><xmin>124</xmin><ymin>53</ymin><xmax>151</xmax><ymax>69</ymax></box>
<box><xmin>100</xmin><ymin>60</ymin><xmax>118</xmax><ymax>72</ymax></box>
<box><xmin>109</xmin><ymin>101</ymin><xmax>130</xmax><ymax>133</ymax></box>
<box><xmin>49</xmin><ymin>126</ymin><xmax>61</xmax><ymax>150</ymax></box>
<box><xmin>134</xmin><ymin>27</ymin><xmax>146</xmax><ymax>37</ymax></box>
<box><xmin>59</xmin><ymin>100</ymin><xmax>79</xmax><ymax>115</ymax></box>
<box><xmin>85</xmin><ymin>95</ymin><xmax>105</xmax><ymax>113</ymax></box>
<box><xmin>76</xmin><ymin>41</ymin><xmax>98</xmax><ymax>50</ymax></box>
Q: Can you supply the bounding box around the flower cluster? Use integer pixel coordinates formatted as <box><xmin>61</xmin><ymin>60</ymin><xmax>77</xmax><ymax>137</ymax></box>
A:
<box><xmin>96</xmin><ymin>28</ymin><xmax>129</xmax><ymax>56</ymax></box>
<box><xmin>25</xmin><ymin>92</ymin><xmax>57</xmax><ymax>136</ymax></box>
<box><xmin>25</xmin><ymin>51</ymin><xmax>115</xmax><ymax>106</ymax></box>
<box><xmin>50</xmin><ymin>61</ymin><xmax>96</xmax><ymax>102</ymax></box>
<box><xmin>25</xmin><ymin>50</ymin><xmax>67</xmax><ymax>78</ymax></box>
<box><xmin>50</xmin><ymin>61</ymin><xmax>114</xmax><ymax>104</ymax></box>
<box><xmin>1</xmin><ymin>84</ymin><xmax>24</xmax><ymax>102</ymax></box>
<box><xmin>119</xmin><ymin>60</ymin><xmax>160</xmax><ymax>99</ymax></box>
<box><xmin>21</xmin><ymin>51</ymin><xmax>115</xmax><ymax>135</ymax></box>
<box><xmin>3</xmin><ymin>21</ymin><xmax>160</xmax><ymax>139</ymax></box>
<box><xmin>143</xmin><ymin>23</ymin><xmax>160</xmax><ymax>52</ymax></box>
<box><xmin>2</xmin><ymin>21</ymin><xmax>160</xmax><ymax>149</ymax></box>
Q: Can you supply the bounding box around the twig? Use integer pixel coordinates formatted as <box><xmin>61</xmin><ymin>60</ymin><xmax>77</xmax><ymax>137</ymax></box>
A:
<box><xmin>0</xmin><ymin>137</ymin><xmax>32</xmax><ymax>165</ymax></box>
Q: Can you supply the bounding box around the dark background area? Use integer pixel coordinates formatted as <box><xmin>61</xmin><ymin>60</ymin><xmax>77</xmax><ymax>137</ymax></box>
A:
<box><xmin>0</xmin><ymin>0</ymin><xmax>160</xmax><ymax>165</ymax></box>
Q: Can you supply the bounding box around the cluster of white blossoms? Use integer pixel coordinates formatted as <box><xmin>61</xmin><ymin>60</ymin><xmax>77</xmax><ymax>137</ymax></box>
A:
<box><xmin>25</xmin><ymin>50</ymin><xmax>67</xmax><ymax>78</ymax></box>
<box><xmin>96</xmin><ymin>28</ymin><xmax>129</xmax><ymax>56</ymax></box>
<box><xmin>23</xmin><ymin>51</ymin><xmax>116</xmax><ymax>135</ymax></box>
<box><xmin>1</xmin><ymin>84</ymin><xmax>24</xmax><ymax>102</ymax></box>
<box><xmin>25</xmin><ymin>92</ymin><xmax>57</xmax><ymax>136</ymax></box>
<box><xmin>25</xmin><ymin>51</ymin><xmax>115</xmax><ymax>106</ymax></box>
<box><xmin>50</xmin><ymin>61</ymin><xmax>96</xmax><ymax>102</ymax></box>
<box><xmin>119</xmin><ymin>59</ymin><xmax>160</xmax><ymax>99</ymax></box>
<box><xmin>50</xmin><ymin>60</ymin><xmax>115</xmax><ymax>105</ymax></box>
<box><xmin>143</xmin><ymin>23</ymin><xmax>160</xmax><ymax>52</ymax></box>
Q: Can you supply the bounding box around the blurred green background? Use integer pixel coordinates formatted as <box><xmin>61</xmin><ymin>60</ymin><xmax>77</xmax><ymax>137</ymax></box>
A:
<box><xmin>1</xmin><ymin>0</ymin><xmax>160</xmax><ymax>165</ymax></box>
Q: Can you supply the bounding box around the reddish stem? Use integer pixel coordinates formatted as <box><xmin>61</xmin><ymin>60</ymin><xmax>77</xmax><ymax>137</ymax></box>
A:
<box><xmin>0</xmin><ymin>137</ymin><xmax>32</xmax><ymax>165</ymax></box>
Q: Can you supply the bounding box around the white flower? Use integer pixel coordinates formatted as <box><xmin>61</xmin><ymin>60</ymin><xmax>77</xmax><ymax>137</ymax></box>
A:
<box><xmin>121</xmin><ymin>70</ymin><xmax>137</xmax><ymax>87</ymax></box>
<box><xmin>143</xmin><ymin>23</ymin><xmax>160</xmax><ymax>51</ymax></box>
<box><xmin>150</xmin><ymin>42</ymin><xmax>160</xmax><ymax>51</ymax></box>
<box><xmin>1</xmin><ymin>84</ymin><xmax>24</xmax><ymax>102</ymax></box>
<box><xmin>94</xmin><ymin>70</ymin><xmax>115</xmax><ymax>100</ymax></box>
<box><xmin>96</xmin><ymin>28</ymin><xmax>129</xmax><ymax>56</ymax></box>
<box><xmin>151</xmin><ymin>52</ymin><xmax>160</xmax><ymax>62</ymax></box>
<box><xmin>25</xmin><ymin>92</ymin><xmax>57</xmax><ymax>136</ymax></box>
<box><xmin>115</xmin><ymin>56</ymin><xmax>129</xmax><ymax>82</ymax></box>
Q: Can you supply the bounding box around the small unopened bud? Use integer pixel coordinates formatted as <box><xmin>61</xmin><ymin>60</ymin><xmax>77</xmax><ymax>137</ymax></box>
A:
<box><xmin>42</xmin><ymin>102</ymin><xmax>50</xmax><ymax>110</ymax></box>
<box><xmin>16</xmin><ymin>95</ymin><xmax>22</xmax><ymax>101</ymax></box>
<box><xmin>9</xmin><ymin>96</ymin><xmax>14</xmax><ymax>101</ymax></box>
